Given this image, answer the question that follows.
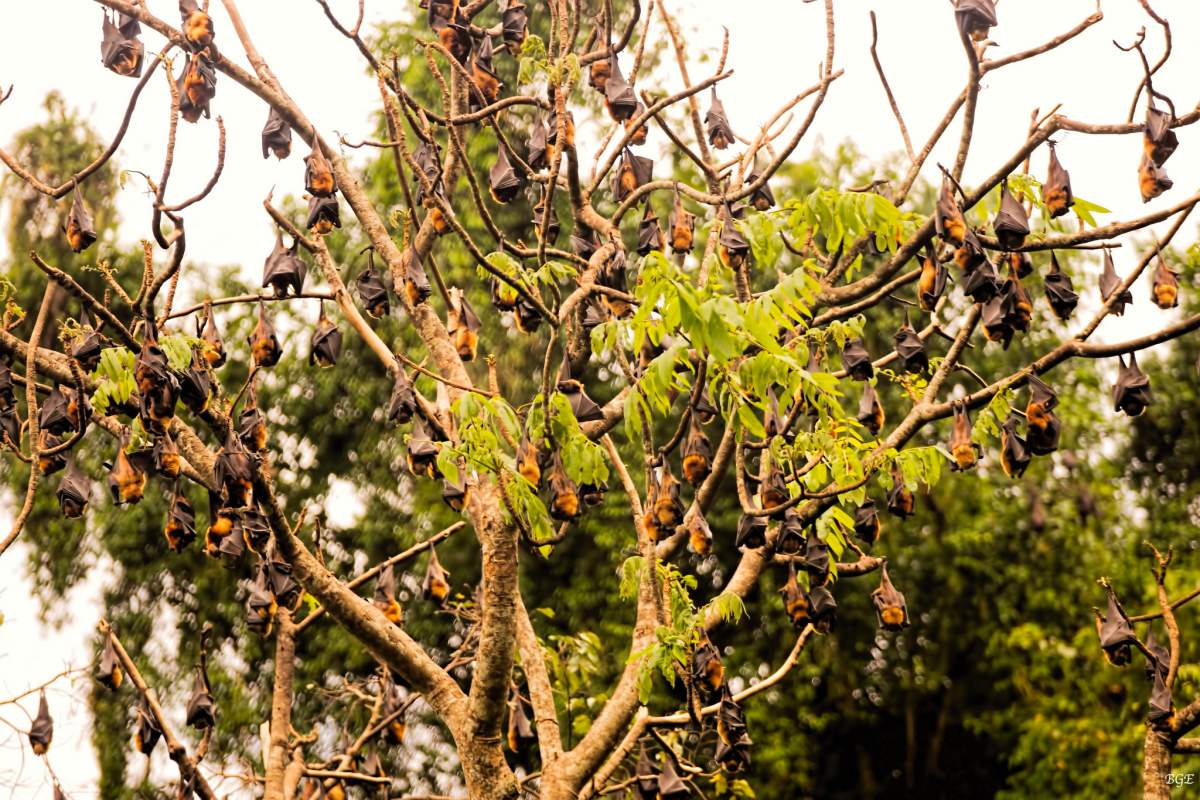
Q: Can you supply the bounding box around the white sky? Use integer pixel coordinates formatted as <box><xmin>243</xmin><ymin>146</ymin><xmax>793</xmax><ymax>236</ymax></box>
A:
<box><xmin>2</xmin><ymin>1</ymin><xmax>1198</xmax><ymax>796</ymax></box>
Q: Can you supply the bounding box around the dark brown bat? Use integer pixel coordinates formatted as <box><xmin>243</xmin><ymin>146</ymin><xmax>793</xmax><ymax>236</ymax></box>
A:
<box><xmin>624</xmin><ymin>101</ymin><xmax>649</xmax><ymax>145</ymax></box>
<box><xmin>69</xmin><ymin>312</ymin><xmax>105</xmax><ymax>372</ymax></box>
<box><xmin>265</xmin><ymin>546</ymin><xmax>300</xmax><ymax>608</ymax></box>
<box><xmin>447</xmin><ymin>288</ymin><xmax>481</xmax><ymax>362</ymax></box>
<box><xmin>515</xmin><ymin>435</ymin><xmax>542</xmax><ymax>486</ymax></box>
<box><xmin>154</xmin><ymin>430</ymin><xmax>182</xmax><ymax>479</ymax></box>
<box><xmin>470</xmin><ymin>34</ymin><xmax>502</xmax><ymax>107</ymax></box>
<box><xmin>246</xmin><ymin>564</ymin><xmax>278</xmax><ymax>635</ymax></box>
<box><xmin>514</xmin><ymin>297</ymin><xmax>542</xmax><ymax>333</ymax></box>
<box><xmin>527</xmin><ymin>116</ymin><xmax>549</xmax><ymax>171</ymax></box>
<box><xmin>108</xmin><ymin>433</ymin><xmax>147</xmax><ymax>505</ymax></box>
<box><xmin>857</xmin><ymin>381</ymin><xmax>885</xmax><ymax>437</ymax></box>
<box><xmin>386</xmin><ymin>369</ymin><xmax>418</xmax><ymax>425</ymax></box>
<box><xmin>39</xmin><ymin>386</ymin><xmax>73</xmax><ymax>437</ymax></box>
<box><xmin>993</xmin><ymin>181</ymin><xmax>1030</xmax><ymax>250</ymax></box>
<box><xmin>1043</xmin><ymin>253</ymin><xmax>1079</xmax><ymax>321</ymax></box>
<box><xmin>808</xmin><ymin>584</ymin><xmax>838</xmax><ymax>633</ymax></box>
<box><xmin>571</xmin><ymin>229</ymin><xmax>599</xmax><ymax>261</ymax></box>
<box><xmin>804</xmin><ymin>531</ymin><xmax>830</xmax><ymax>584</ymax></box>
<box><xmin>599</xmin><ymin>249</ymin><xmax>632</xmax><ymax>318</ymax></box>
<box><xmin>886</xmin><ymin>463</ymin><xmax>914</xmax><ymax>517</ymax></box>
<box><xmin>758</xmin><ymin>459</ymin><xmax>788</xmax><ymax>511</ymax></box>
<box><xmin>981</xmin><ymin>282</ymin><xmax>1015</xmax><ymax>349</ymax></box>
<box><xmin>1113</xmin><ymin>353</ymin><xmax>1152</xmax><ymax>417</ymax></box>
<box><xmin>961</xmin><ymin>256</ymin><xmax>1000</xmax><ymax>304</ymax></box>
<box><xmin>1145</xmin><ymin>630</ymin><xmax>1170</xmax><ymax>683</ymax></box>
<box><xmin>501</xmin><ymin>1</ymin><xmax>528</xmax><ymax>52</ymax></box>
<box><xmin>96</xmin><ymin>634</ymin><xmax>123</xmax><ymax>690</ymax></box>
<box><xmin>1138</xmin><ymin>152</ymin><xmax>1173</xmax><ymax>203</ymax></box>
<box><xmin>894</xmin><ymin>315</ymin><xmax>928</xmax><ymax>373</ymax></box>
<box><xmin>999</xmin><ymin>414</ymin><xmax>1031</xmax><ymax>479</ymax></box>
<box><xmin>948</xmin><ymin>402</ymin><xmax>981</xmax><ymax>471</ymax></box>
<box><xmin>489</xmin><ymin>143</ymin><xmax>525</xmax><ymax>203</ymax></box>
<box><xmin>735</xmin><ymin>513</ymin><xmax>766</xmax><ymax>550</ymax></box>
<box><xmin>216</xmin><ymin>427</ymin><xmax>255</xmax><ymax>507</ymax></box>
<box><xmin>238</xmin><ymin>386</ymin><xmax>268</xmax><ymax>454</ymax></box>
<box><xmin>692</xmin><ymin>633</ymin><xmax>725</xmax><ymax>698</ymax></box>
<box><xmin>613</xmin><ymin>148</ymin><xmax>653</xmax><ymax>202</ymax></box>
<box><xmin>355</xmin><ymin>254</ymin><xmax>390</xmax><ymax>319</ymax></box>
<box><xmin>1024</xmin><ymin>376</ymin><xmax>1061</xmax><ymax>456</ymax></box>
<box><xmin>604</xmin><ymin>54</ymin><xmax>637</xmax><ymax>121</ymax></box>
<box><xmin>705</xmin><ymin>90</ymin><xmax>735</xmax><ymax>150</ymax></box>
<box><xmin>1043</xmin><ymin>142</ymin><xmax>1073</xmax><ymax>218</ymax></box>
<box><xmin>714</xmin><ymin>684</ymin><xmax>753</xmax><ymax>772</ymax></box>
<box><xmin>1099</xmin><ymin>250</ymin><xmax>1133</xmax><ymax>315</ymax></box>
<box><xmin>872</xmin><ymin>562</ymin><xmax>909</xmax><ymax>631</ymax></box>
<box><xmin>241</xmin><ymin>508</ymin><xmax>270</xmax><ymax>555</ymax></box>
<box><xmin>262</xmin><ymin>230</ymin><xmax>307</xmax><ymax>298</ymax></box>
<box><xmin>1144</xmin><ymin>104</ymin><xmax>1178</xmax><ymax>166</ymax></box>
<box><xmin>657</xmin><ymin>757</ymin><xmax>689</xmax><ymax>800</ymax></box>
<box><xmin>1149</xmin><ymin>669</ymin><xmax>1174</xmax><ymax>729</ymax></box>
<box><xmin>404</xmin><ymin>248</ymin><xmax>433</xmax><ymax>307</ymax></box>
<box><xmin>185</xmin><ymin>670</ymin><xmax>215</xmax><ymax>729</ymax></box>
<box><xmin>1151</xmin><ymin>255</ymin><xmax>1179</xmax><ymax>309</ymax></box>
<box><xmin>506</xmin><ymin>684</ymin><xmax>536</xmax><ymax>753</ymax></box>
<box><xmin>0</xmin><ymin>406</ymin><xmax>18</xmax><ymax>451</ymax></box>
<box><xmin>413</xmin><ymin>139</ymin><xmax>444</xmax><ymax>205</ymax></box>
<box><xmin>441</xmin><ymin>476</ymin><xmax>469</xmax><ymax>512</ymax></box>
<box><xmin>179</xmin><ymin>351</ymin><xmax>214</xmax><ymax>414</ymax></box>
<box><xmin>1002</xmin><ymin>249</ymin><xmax>1033</xmax><ymax>280</ymax></box>
<box><xmin>0</xmin><ymin>357</ymin><xmax>13</xmax><ymax>411</ymax></box>
<box><xmin>556</xmin><ymin>356</ymin><xmax>604</xmax><ymax>422</ymax></box>
<box><xmin>29</xmin><ymin>692</ymin><xmax>53</xmax><ymax>754</ymax></box>
<box><xmin>309</xmin><ymin>304</ymin><xmax>342</xmax><ymax>368</ymax></box>
<box><xmin>746</xmin><ymin>165</ymin><xmax>776</xmax><ymax>211</ymax></box>
<box><xmin>423</xmin><ymin>547</ymin><xmax>451</xmax><ymax>604</ymax></box>
<box><xmin>249</xmin><ymin>300</ymin><xmax>281</xmax><ymax>367</ymax></box>
<box><xmin>954</xmin><ymin>0</ymin><xmax>997</xmax><ymax>41</ymax></box>
<box><xmin>953</xmin><ymin>227</ymin><xmax>986</xmax><ymax>272</ymax></box>
<box><xmin>64</xmin><ymin>183</ymin><xmax>97</xmax><ymax>253</ymax></box>
<box><xmin>636</xmin><ymin>203</ymin><xmax>663</xmax><ymax>256</ymax></box>
<box><xmin>406</xmin><ymin>416</ymin><xmax>441</xmax><ymax>478</ymax></box>
<box><xmin>131</xmin><ymin>700</ymin><xmax>162</xmax><ymax>756</ymax></box>
<box><xmin>840</xmin><ymin>338</ymin><xmax>873</xmax><ymax>381</ymax></box>
<box><xmin>57</xmin><ymin>459</ymin><xmax>90</xmax><ymax>519</ymax></box>
<box><xmin>179</xmin><ymin>0</ymin><xmax>214</xmax><ymax>50</ymax></box>
<box><xmin>780</xmin><ymin>562</ymin><xmax>810</xmax><ymax>628</ymax></box>
<box><xmin>178</xmin><ymin>52</ymin><xmax>216</xmax><ymax>123</ymax></box>
<box><xmin>652</xmin><ymin>464</ymin><xmax>684</xmax><ymax>530</ymax></box>
<box><xmin>718</xmin><ymin>204</ymin><xmax>750</xmax><ymax>269</ymax></box>
<box><xmin>668</xmin><ymin>191</ymin><xmax>695</xmax><ymax>253</ymax></box>
<box><xmin>306</xmin><ymin>194</ymin><xmax>341</xmax><ymax>235</ymax></box>
<box><xmin>854</xmin><ymin>499</ymin><xmax>881</xmax><ymax>545</ymax></box>
<box><xmin>38</xmin><ymin>430</ymin><xmax>67</xmax><ymax>476</ymax></box>
<box><xmin>532</xmin><ymin>190</ymin><xmax>559</xmax><ymax>243</ymax></box>
<box><xmin>100</xmin><ymin>12</ymin><xmax>144</xmax><ymax>77</ymax></box>
<box><xmin>1098</xmin><ymin>593</ymin><xmax>1135</xmax><ymax>666</ymax></box>
<box><xmin>163</xmin><ymin>488</ymin><xmax>196</xmax><ymax>552</ymax></box>
<box><xmin>261</xmin><ymin>106</ymin><xmax>291</xmax><ymax>159</ymax></box>
<box><xmin>198</xmin><ymin>301</ymin><xmax>226</xmax><ymax>368</ymax></box>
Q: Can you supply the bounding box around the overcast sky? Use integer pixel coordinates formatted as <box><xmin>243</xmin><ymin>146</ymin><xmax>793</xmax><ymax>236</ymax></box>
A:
<box><xmin>2</xmin><ymin>1</ymin><xmax>1197</xmax><ymax>796</ymax></box>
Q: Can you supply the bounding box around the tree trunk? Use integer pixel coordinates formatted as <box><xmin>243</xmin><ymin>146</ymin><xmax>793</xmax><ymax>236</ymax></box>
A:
<box><xmin>264</xmin><ymin>608</ymin><xmax>296</xmax><ymax>800</ymax></box>
<box><xmin>1144</xmin><ymin>727</ymin><xmax>1172</xmax><ymax>800</ymax></box>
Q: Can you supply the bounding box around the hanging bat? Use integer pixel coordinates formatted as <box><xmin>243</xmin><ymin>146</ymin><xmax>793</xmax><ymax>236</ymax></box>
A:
<box><xmin>556</xmin><ymin>355</ymin><xmax>604</xmax><ymax>422</ymax></box>
<box><xmin>532</xmin><ymin>191</ymin><xmax>559</xmax><ymax>243</ymax></box>
<box><xmin>249</xmin><ymin>300</ymin><xmax>282</xmax><ymax>367</ymax></box>
<box><xmin>163</xmin><ymin>488</ymin><xmax>196</xmax><ymax>552</ymax></box>
<box><xmin>714</xmin><ymin>684</ymin><xmax>753</xmax><ymax>772</ymax></box>
<box><xmin>489</xmin><ymin>143</ymin><xmax>525</xmax><ymax>203</ymax></box>
<box><xmin>447</xmin><ymin>288</ymin><xmax>481</xmax><ymax>362</ymax></box>
<box><xmin>406</xmin><ymin>417</ymin><xmax>441</xmax><ymax>478</ymax></box>
<box><xmin>808</xmin><ymin>585</ymin><xmax>838</xmax><ymax>633</ymax></box>
<box><xmin>1145</xmin><ymin>630</ymin><xmax>1170</xmax><ymax>683</ymax></box>
<box><xmin>1043</xmin><ymin>142</ymin><xmax>1074</xmax><ymax>218</ymax></box>
<box><xmin>69</xmin><ymin>312</ymin><xmax>105</xmax><ymax>372</ymax></box>
<box><xmin>758</xmin><ymin>459</ymin><xmax>788</xmax><ymax>511</ymax></box>
<box><xmin>216</xmin><ymin>428</ymin><xmax>255</xmax><ymax>507</ymax></box>
<box><xmin>501</xmin><ymin>1</ymin><xmax>528</xmax><ymax>52</ymax></box>
<box><xmin>0</xmin><ymin>406</ymin><xmax>18</xmax><ymax>451</ymax></box>
<box><xmin>687</xmin><ymin>512</ymin><xmax>713</xmax><ymax>555</ymax></box>
<box><xmin>668</xmin><ymin>192</ymin><xmax>695</xmax><ymax>253</ymax></box>
<box><xmin>306</xmin><ymin>194</ymin><xmax>341</xmax><ymax>235</ymax></box>
<box><xmin>516</xmin><ymin>435</ymin><xmax>542</xmax><ymax>486</ymax></box>
<box><xmin>1043</xmin><ymin>253</ymin><xmax>1079</xmax><ymax>321</ymax></box>
<box><xmin>204</xmin><ymin>499</ymin><xmax>237</xmax><ymax>557</ymax></box>
<box><xmin>1138</xmin><ymin>152</ymin><xmax>1172</xmax><ymax>203</ymax></box>
<box><xmin>893</xmin><ymin>315</ymin><xmax>928</xmax><ymax>373</ymax></box>
<box><xmin>179</xmin><ymin>351</ymin><xmax>214</xmax><ymax>414</ymax></box>
<box><xmin>953</xmin><ymin>227</ymin><xmax>986</xmax><ymax>272</ymax></box>
<box><xmin>506</xmin><ymin>684</ymin><xmax>536</xmax><ymax>754</ymax></box>
<box><xmin>64</xmin><ymin>183</ymin><xmax>97</xmax><ymax>253</ymax></box>
<box><xmin>178</xmin><ymin>53</ymin><xmax>216</xmax><ymax>123</ymax></box>
<box><xmin>386</xmin><ymin>369</ymin><xmax>418</xmax><ymax>424</ymax></box>
<box><xmin>423</xmin><ymin>547</ymin><xmax>451</xmax><ymax>604</ymax></box>
<box><xmin>356</xmin><ymin>256</ymin><xmax>391</xmax><ymax>319</ymax></box>
<box><xmin>1151</xmin><ymin>255</ymin><xmax>1179</xmax><ymax>309</ymax></box>
<box><xmin>238</xmin><ymin>388</ymin><xmax>268</xmax><ymax>454</ymax></box>
<box><xmin>961</xmin><ymin>257</ymin><xmax>1000</xmax><ymax>304</ymax></box>
<box><xmin>404</xmin><ymin>248</ymin><xmax>433</xmax><ymax>307</ymax></box>
<box><xmin>612</xmin><ymin>148</ymin><xmax>653</xmax><ymax>202</ymax></box>
<box><xmin>547</xmin><ymin>452</ymin><xmax>581</xmax><ymax>520</ymax></box>
<box><xmin>746</xmin><ymin>165</ymin><xmax>776</xmax><ymax>211</ymax></box>
<box><xmin>954</xmin><ymin>0</ymin><xmax>997</xmax><ymax>41</ymax></box>
<box><xmin>999</xmin><ymin>414</ymin><xmax>1031</xmax><ymax>479</ymax></box>
<box><xmin>527</xmin><ymin>117</ymin><xmax>549</xmax><ymax>171</ymax></box>
<box><xmin>265</xmin><ymin>547</ymin><xmax>300</xmax><ymax>608</ymax></box>
<box><xmin>599</xmin><ymin>250</ymin><xmax>632</xmax><ymax>318</ymax></box>
<box><xmin>918</xmin><ymin>246</ymin><xmax>949</xmax><ymax>312</ymax></box>
<box><xmin>57</xmin><ymin>460</ymin><xmax>90</xmax><ymax>519</ymax></box>
<box><xmin>856</xmin><ymin>381</ymin><xmax>885</xmax><ymax>437</ymax></box>
<box><xmin>624</xmin><ymin>101</ymin><xmax>649</xmax><ymax>146</ymax></box>
<box><xmin>636</xmin><ymin>203</ymin><xmax>663</xmax><ymax>256</ymax></box>
<box><xmin>412</xmin><ymin>139</ymin><xmax>444</xmax><ymax>205</ymax></box>
<box><xmin>652</xmin><ymin>465</ymin><xmax>684</xmax><ymax>530</ymax></box>
<box><xmin>981</xmin><ymin>282</ymin><xmax>1015</xmax><ymax>348</ymax></box>
<box><xmin>133</xmin><ymin>701</ymin><xmax>162</xmax><ymax>756</ymax></box>
<box><xmin>735</xmin><ymin>513</ymin><xmax>766</xmax><ymax>550</ymax></box>
<box><xmin>705</xmin><ymin>90</ymin><xmax>735</xmax><ymax>150</ymax></box>
<box><xmin>571</xmin><ymin>229</ymin><xmax>599</xmax><ymax>261</ymax></box>
<box><xmin>1099</xmin><ymin>250</ymin><xmax>1133</xmax><ymax>316</ymax></box>
<box><xmin>372</xmin><ymin>563</ymin><xmax>403</xmax><ymax>624</ymax></box>
<box><xmin>804</xmin><ymin>532</ymin><xmax>830</xmax><ymax>583</ymax></box>
<box><xmin>935</xmin><ymin>176</ymin><xmax>966</xmax><ymax>246</ymax></box>
<box><xmin>0</xmin><ymin>357</ymin><xmax>13</xmax><ymax>410</ymax></box>
<box><xmin>604</xmin><ymin>54</ymin><xmax>637</xmax><ymax>121</ymax></box>
<box><xmin>154</xmin><ymin>430</ymin><xmax>182</xmax><ymax>479</ymax></box>
<box><xmin>108</xmin><ymin>433</ymin><xmax>147</xmax><ymax>505</ymax></box>
<box><xmin>1144</xmin><ymin>104</ymin><xmax>1179</xmax><ymax>166</ymax></box>
<box><xmin>514</xmin><ymin>298</ymin><xmax>542</xmax><ymax>333</ymax></box>
<box><xmin>241</xmin><ymin>508</ymin><xmax>271</xmax><ymax>554</ymax></box>
<box><xmin>1098</xmin><ymin>592</ymin><xmax>1136</xmax><ymax>666</ymax></box>
<box><xmin>198</xmin><ymin>301</ymin><xmax>226</xmax><ymax>368</ymax></box>
<box><xmin>185</xmin><ymin>670</ymin><xmax>215</xmax><ymax>729</ymax></box>
<box><xmin>1001</xmin><ymin>250</ymin><xmax>1033</xmax><ymax>280</ymax></box>
<box><xmin>100</xmin><ymin>12</ymin><xmax>144</xmax><ymax>77</ymax></box>
<box><xmin>29</xmin><ymin>692</ymin><xmax>53</xmax><ymax>754</ymax></box>
<box><xmin>37</xmin><ymin>430</ymin><xmax>67</xmax><ymax>476</ymax></box>
<box><xmin>718</xmin><ymin>205</ymin><xmax>750</xmax><ymax>269</ymax></box>
<box><xmin>840</xmin><ymin>338</ymin><xmax>874</xmax><ymax>381</ymax></box>
<box><xmin>993</xmin><ymin>181</ymin><xmax>1030</xmax><ymax>250</ymax></box>
<box><xmin>854</xmin><ymin>499</ymin><xmax>881</xmax><ymax>545</ymax></box>
<box><xmin>261</xmin><ymin>106</ymin><xmax>292</xmax><ymax>160</ymax></box>
<box><xmin>681</xmin><ymin>416</ymin><xmax>712</xmax><ymax>485</ymax></box>
<box><xmin>657</xmin><ymin>757</ymin><xmax>689</xmax><ymax>800</ymax></box>
<box><xmin>96</xmin><ymin>634</ymin><xmax>123</xmax><ymax>690</ymax></box>
<box><xmin>179</xmin><ymin>0</ymin><xmax>214</xmax><ymax>50</ymax></box>
<box><xmin>949</xmin><ymin>402</ymin><xmax>981</xmax><ymax>471</ymax></box>
<box><xmin>470</xmin><ymin>35</ymin><xmax>502</xmax><ymax>106</ymax></box>
<box><xmin>262</xmin><ymin>229</ymin><xmax>307</xmax><ymax>298</ymax></box>
<box><xmin>441</xmin><ymin>476</ymin><xmax>469</xmax><ymax>512</ymax></box>
<box><xmin>245</xmin><ymin>566</ymin><xmax>277</xmax><ymax>635</ymax></box>
<box><xmin>1149</xmin><ymin>669</ymin><xmax>1174</xmax><ymax>729</ymax></box>
<box><xmin>1024</xmin><ymin>376</ymin><xmax>1061</xmax><ymax>456</ymax></box>
<box><xmin>886</xmin><ymin>463</ymin><xmax>914</xmax><ymax>517</ymax></box>
<box><xmin>309</xmin><ymin>304</ymin><xmax>343</xmax><ymax>368</ymax></box>
<box><xmin>39</xmin><ymin>386</ymin><xmax>74</xmax><ymax>437</ymax></box>
<box><xmin>692</xmin><ymin>633</ymin><xmax>725</xmax><ymax>698</ymax></box>
<box><xmin>1113</xmin><ymin>353</ymin><xmax>1152</xmax><ymax>417</ymax></box>
<box><xmin>780</xmin><ymin>562</ymin><xmax>810</xmax><ymax>628</ymax></box>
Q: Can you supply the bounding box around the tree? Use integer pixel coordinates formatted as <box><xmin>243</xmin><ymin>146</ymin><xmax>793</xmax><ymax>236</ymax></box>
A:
<box><xmin>2</xmin><ymin>1</ymin><xmax>1199</xmax><ymax>798</ymax></box>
